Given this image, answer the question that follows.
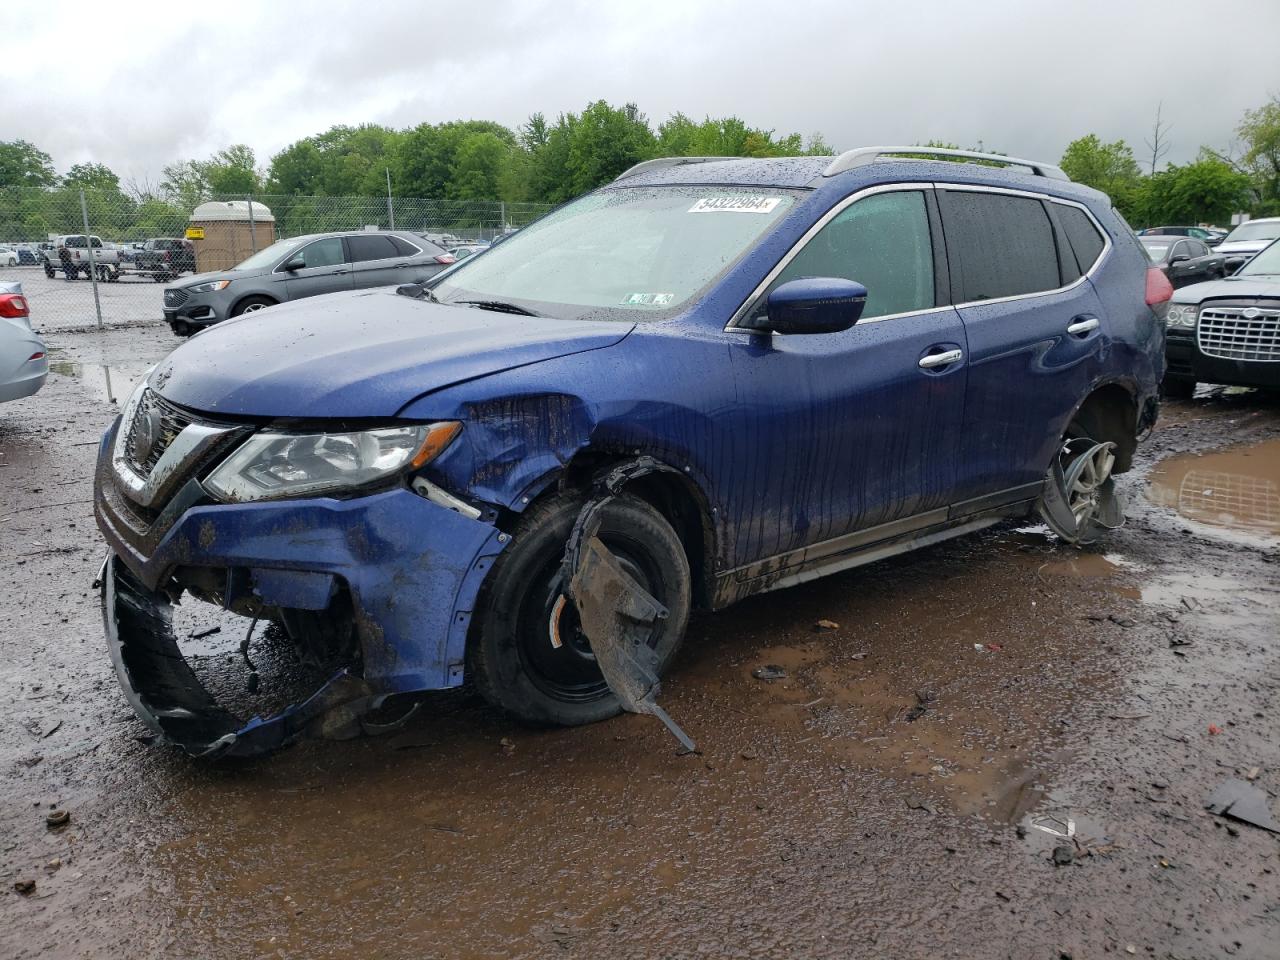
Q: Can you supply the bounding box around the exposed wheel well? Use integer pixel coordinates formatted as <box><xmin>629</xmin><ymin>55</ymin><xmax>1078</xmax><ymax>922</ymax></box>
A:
<box><xmin>1071</xmin><ymin>384</ymin><xmax>1139</xmax><ymax>473</ymax></box>
<box><xmin>544</xmin><ymin>453</ymin><xmax>716</xmax><ymax>610</ymax></box>
<box><xmin>230</xmin><ymin>293</ymin><xmax>278</xmax><ymax>315</ymax></box>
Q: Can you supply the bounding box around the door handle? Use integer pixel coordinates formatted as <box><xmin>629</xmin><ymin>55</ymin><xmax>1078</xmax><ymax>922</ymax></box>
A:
<box><xmin>918</xmin><ymin>348</ymin><xmax>963</xmax><ymax>369</ymax></box>
<box><xmin>331</xmin><ymin>269</ymin><xmax>348</xmax><ymax>275</ymax></box>
<box><xmin>1066</xmin><ymin>317</ymin><xmax>1100</xmax><ymax>335</ymax></box>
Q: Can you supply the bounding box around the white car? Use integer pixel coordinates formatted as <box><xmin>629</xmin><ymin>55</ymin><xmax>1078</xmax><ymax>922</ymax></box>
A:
<box><xmin>1217</xmin><ymin>217</ymin><xmax>1280</xmax><ymax>270</ymax></box>
<box><xmin>0</xmin><ymin>281</ymin><xmax>47</xmax><ymax>403</ymax></box>
<box><xmin>0</xmin><ymin>245</ymin><xmax>18</xmax><ymax>267</ymax></box>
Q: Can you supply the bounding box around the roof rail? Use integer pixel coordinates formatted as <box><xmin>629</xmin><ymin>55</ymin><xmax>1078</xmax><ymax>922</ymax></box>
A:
<box><xmin>823</xmin><ymin>146</ymin><xmax>1069</xmax><ymax>181</ymax></box>
<box><xmin>613</xmin><ymin>156</ymin><xmax>738</xmax><ymax>182</ymax></box>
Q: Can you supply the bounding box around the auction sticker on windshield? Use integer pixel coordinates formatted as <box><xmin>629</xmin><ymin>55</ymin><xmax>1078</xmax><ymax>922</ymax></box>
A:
<box><xmin>688</xmin><ymin>197</ymin><xmax>782</xmax><ymax>214</ymax></box>
<box><xmin>622</xmin><ymin>293</ymin><xmax>675</xmax><ymax>306</ymax></box>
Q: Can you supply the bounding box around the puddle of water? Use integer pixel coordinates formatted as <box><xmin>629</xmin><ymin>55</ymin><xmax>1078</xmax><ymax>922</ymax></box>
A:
<box><xmin>1147</xmin><ymin>439</ymin><xmax>1280</xmax><ymax>541</ymax></box>
<box><xmin>47</xmin><ymin>357</ymin><xmax>150</xmax><ymax>406</ymax></box>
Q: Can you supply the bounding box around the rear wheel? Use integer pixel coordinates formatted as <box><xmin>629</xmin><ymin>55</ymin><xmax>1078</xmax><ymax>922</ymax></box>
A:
<box><xmin>1037</xmin><ymin>414</ymin><xmax>1124</xmax><ymax>544</ymax></box>
<box><xmin>231</xmin><ymin>296</ymin><xmax>275</xmax><ymax>317</ymax></box>
<box><xmin>468</xmin><ymin>490</ymin><xmax>691</xmax><ymax>726</ymax></box>
<box><xmin>1161</xmin><ymin>375</ymin><xmax>1196</xmax><ymax>400</ymax></box>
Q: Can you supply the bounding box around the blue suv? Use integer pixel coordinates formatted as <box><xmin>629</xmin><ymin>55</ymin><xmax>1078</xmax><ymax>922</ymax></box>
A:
<box><xmin>94</xmin><ymin>147</ymin><xmax>1169</xmax><ymax>757</ymax></box>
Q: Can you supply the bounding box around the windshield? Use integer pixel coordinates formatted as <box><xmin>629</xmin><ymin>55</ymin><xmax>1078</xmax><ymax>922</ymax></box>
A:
<box><xmin>431</xmin><ymin>186</ymin><xmax>798</xmax><ymax>321</ymax></box>
<box><xmin>234</xmin><ymin>237</ymin><xmax>300</xmax><ymax>271</ymax></box>
<box><xmin>1140</xmin><ymin>239</ymin><xmax>1171</xmax><ymax>260</ymax></box>
<box><xmin>1225</xmin><ymin>221</ymin><xmax>1280</xmax><ymax>244</ymax></box>
<box><xmin>1239</xmin><ymin>239</ymin><xmax>1280</xmax><ymax>276</ymax></box>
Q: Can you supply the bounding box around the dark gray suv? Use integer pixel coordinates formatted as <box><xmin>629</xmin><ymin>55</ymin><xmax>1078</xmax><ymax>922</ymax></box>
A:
<box><xmin>162</xmin><ymin>230</ymin><xmax>457</xmax><ymax>336</ymax></box>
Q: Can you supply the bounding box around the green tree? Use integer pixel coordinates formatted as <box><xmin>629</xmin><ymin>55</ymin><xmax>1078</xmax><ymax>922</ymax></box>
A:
<box><xmin>448</xmin><ymin>133</ymin><xmax>510</xmax><ymax>201</ymax></box>
<box><xmin>1059</xmin><ymin>135</ymin><xmax>1143</xmax><ymax>216</ymax></box>
<box><xmin>1237</xmin><ymin>97</ymin><xmax>1280</xmax><ymax>215</ymax></box>
<box><xmin>0</xmin><ymin>140</ymin><xmax>58</xmax><ymax>188</ymax></box>
<box><xmin>393</xmin><ymin>120</ymin><xmax>517</xmax><ymax>199</ymax></box>
<box><xmin>204</xmin><ymin>144</ymin><xmax>261</xmax><ymax>194</ymax></box>
<box><xmin>1141</xmin><ymin>158</ymin><xmax>1251</xmax><ymax>226</ymax></box>
<box><xmin>563</xmin><ymin>101</ymin><xmax>657</xmax><ymax>196</ymax></box>
<box><xmin>64</xmin><ymin>162</ymin><xmax>121</xmax><ymax>192</ymax></box>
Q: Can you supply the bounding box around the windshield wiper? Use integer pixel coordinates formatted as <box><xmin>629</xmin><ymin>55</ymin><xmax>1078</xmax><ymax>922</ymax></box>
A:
<box><xmin>452</xmin><ymin>299</ymin><xmax>542</xmax><ymax>317</ymax></box>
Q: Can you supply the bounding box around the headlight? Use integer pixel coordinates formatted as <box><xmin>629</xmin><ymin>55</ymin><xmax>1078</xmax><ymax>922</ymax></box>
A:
<box><xmin>1166</xmin><ymin>303</ymin><xmax>1198</xmax><ymax>328</ymax></box>
<box><xmin>204</xmin><ymin>422</ymin><xmax>461</xmax><ymax>503</ymax></box>
<box><xmin>188</xmin><ymin>280</ymin><xmax>231</xmax><ymax>294</ymax></box>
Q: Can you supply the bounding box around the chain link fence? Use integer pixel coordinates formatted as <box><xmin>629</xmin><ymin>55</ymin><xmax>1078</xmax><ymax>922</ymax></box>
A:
<box><xmin>0</xmin><ymin>187</ymin><xmax>553</xmax><ymax>332</ymax></box>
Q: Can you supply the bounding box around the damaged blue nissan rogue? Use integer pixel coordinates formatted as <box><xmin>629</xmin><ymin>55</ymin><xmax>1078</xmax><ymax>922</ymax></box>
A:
<box><xmin>94</xmin><ymin>147</ymin><xmax>1170</xmax><ymax>757</ymax></box>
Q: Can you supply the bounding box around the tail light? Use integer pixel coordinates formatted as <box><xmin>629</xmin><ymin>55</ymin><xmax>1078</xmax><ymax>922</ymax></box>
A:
<box><xmin>434</xmin><ymin>254</ymin><xmax>456</xmax><ymax>265</ymax></box>
<box><xmin>1145</xmin><ymin>266</ymin><xmax>1173</xmax><ymax>307</ymax></box>
<box><xmin>28</xmin><ymin>351</ymin><xmax>45</xmax><ymax>362</ymax></box>
<box><xmin>0</xmin><ymin>293</ymin><xmax>30</xmax><ymax>318</ymax></box>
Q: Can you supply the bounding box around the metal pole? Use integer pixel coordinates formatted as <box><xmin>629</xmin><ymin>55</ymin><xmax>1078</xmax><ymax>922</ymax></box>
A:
<box><xmin>247</xmin><ymin>194</ymin><xmax>258</xmax><ymax>254</ymax></box>
<box><xmin>386</xmin><ymin>168</ymin><xmax>395</xmax><ymax>230</ymax></box>
<box><xmin>79</xmin><ymin>189</ymin><xmax>104</xmax><ymax>330</ymax></box>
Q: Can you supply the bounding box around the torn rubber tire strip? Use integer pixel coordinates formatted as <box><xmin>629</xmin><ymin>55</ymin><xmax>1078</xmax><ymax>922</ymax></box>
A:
<box><xmin>561</xmin><ymin>460</ymin><xmax>697</xmax><ymax>752</ymax></box>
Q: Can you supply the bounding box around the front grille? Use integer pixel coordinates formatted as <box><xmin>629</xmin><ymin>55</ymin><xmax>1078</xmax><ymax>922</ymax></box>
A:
<box><xmin>164</xmin><ymin>289</ymin><xmax>189</xmax><ymax>308</ymax></box>
<box><xmin>1197</xmin><ymin>306</ymin><xmax>1280</xmax><ymax>362</ymax></box>
<box><xmin>125</xmin><ymin>389</ymin><xmax>195</xmax><ymax>476</ymax></box>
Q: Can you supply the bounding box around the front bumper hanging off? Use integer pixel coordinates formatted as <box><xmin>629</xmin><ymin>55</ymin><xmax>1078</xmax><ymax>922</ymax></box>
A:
<box><xmin>97</xmin><ymin>480</ymin><xmax>510</xmax><ymax>758</ymax></box>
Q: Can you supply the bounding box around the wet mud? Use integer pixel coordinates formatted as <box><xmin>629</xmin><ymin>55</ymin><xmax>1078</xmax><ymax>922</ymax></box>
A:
<box><xmin>2</xmin><ymin>328</ymin><xmax>1279</xmax><ymax>959</ymax></box>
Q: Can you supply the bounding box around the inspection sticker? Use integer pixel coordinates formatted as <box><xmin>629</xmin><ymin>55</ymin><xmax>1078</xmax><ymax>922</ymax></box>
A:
<box><xmin>622</xmin><ymin>292</ymin><xmax>675</xmax><ymax>306</ymax></box>
<box><xmin>688</xmin><ymin>196</ymin><xmax>781</xmax><ymax>214</ymax></box>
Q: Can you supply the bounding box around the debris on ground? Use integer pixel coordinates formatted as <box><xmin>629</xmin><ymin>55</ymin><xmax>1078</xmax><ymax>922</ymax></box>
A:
<box><xmin>1052</xmin><ymin>844</ymin><xmax>1075</xmax><ymax>866</ymax></box>
<box><xmin>1028</xmin><ymin>815</ymin><xmax>1075</xmax><ymax>839</ymax></box>
<box><xmin>1208</xmin><ymin>724</ymin><xmax>1222</xmax><ymax>736</ymax></box>
<box><xmin>973</xmin><ymin>643</ymin><xmax>1004</xmax><ymax>653</ymax></box>
<box><xmin>1205</xmin><ymin>778</ymin><xmax>1280</xmax><ymax>833</ymax></box>
<box><xmin>13</xmin><ymin>879</ymin><xmax>36</xmax><ymax>895</ymax></box>
<box><xmin>1246</xmin><ymin>767</ymin><xmax>1261</xmax><ymax>781</ymax></box>
<box><xmin>751</xmin><ymin>664</ymin><xmax>788</xmax><ymax>681</ymax></box>
<box><xmin>813</xmin><ymin>619</ymin><xmax>840</xmax><ymax>631</ymax></box>
<box><xmin>500</xmin><ymin>737</ymin><xmax>516</xmax><ymax>756</ymax></box>
<box><xmin>904</xmin><ymin>688</ymin><xmax>938</xmax><ymax>722</ymax></box>
<box><xmin>45</xmin><ymin>808</ymin><xmax>70</xmax><ymax>828</ymax></box>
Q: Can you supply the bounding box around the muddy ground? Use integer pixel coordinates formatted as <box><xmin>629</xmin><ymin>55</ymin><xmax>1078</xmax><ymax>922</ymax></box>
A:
<box><xmin>2</xmin><ymin>324</ymin><xmax>1278</xmax><ymax>960</ymax></box>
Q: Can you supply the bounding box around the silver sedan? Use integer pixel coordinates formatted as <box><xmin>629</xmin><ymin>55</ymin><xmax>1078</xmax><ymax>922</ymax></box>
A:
<box><xmin>0</xmin><ymin>281</ymin><xmax>47</xmax><ymax>403</ymax></box>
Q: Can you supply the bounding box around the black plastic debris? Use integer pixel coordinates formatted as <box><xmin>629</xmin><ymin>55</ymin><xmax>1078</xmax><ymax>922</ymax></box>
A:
<box><xmin>752</xmin><ymin>665</ymin><xmax>787</xmax><ymax>681</ymax></box>
<box><xmin>1205</xmin><ymin>778</ymin><xmax>1280</xmax><ymax>833</ymax></box>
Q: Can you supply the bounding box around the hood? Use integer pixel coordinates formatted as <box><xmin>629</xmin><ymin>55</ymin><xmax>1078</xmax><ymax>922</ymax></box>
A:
<box><xmin>1217</xmin><ymin>239</ymin><xmax>1271</xmax><ymax>256</ymax></box>
<box><xmin>151</xmin><ymin>289</ymin><xmax>633</xmax><ymax>418</ymax></box>
<box><xmin>172</xmin><ymin>267</ymin><xmax>258</xmax><ymax>288</ymax></box>
<box><xmin>1171</xmin><ymin>275</ymin><xmax>1280</xmax><ymax>304</ymax></box>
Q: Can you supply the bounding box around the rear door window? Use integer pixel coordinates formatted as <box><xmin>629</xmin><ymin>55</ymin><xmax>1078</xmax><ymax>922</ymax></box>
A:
<box><xmin>1055</xmin><ymin>204</ymin><xmax>1107</xmax><ymax>274</ymax></box>
<box><xmin>940</xmin><ymin>191</ymin><xmax>1061</xmax><ymax>301</ymax></box>
<box><xmin>347</xmin><ymin>234</ymin><xmax>399</xmax><ymax>263</ymax></box>
<box><xmin>763</xmin><ymin>190</ymin><xmax>935</xmax><ymax>320</ymax></box>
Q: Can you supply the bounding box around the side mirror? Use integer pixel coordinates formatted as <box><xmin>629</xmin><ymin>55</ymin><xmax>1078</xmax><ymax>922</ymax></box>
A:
<box><xmin>748</xmin><ymin>278</ymin><xmax>867</xmax><ymax>335</ymax></box>
<box><xmin>283</xmin><ymin>256</ymin><xmax>306</xmax><ymax>272</ymax></box>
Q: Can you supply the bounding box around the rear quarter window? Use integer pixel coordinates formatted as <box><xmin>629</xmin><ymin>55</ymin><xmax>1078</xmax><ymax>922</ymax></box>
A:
<box><xmin>940</xmin><ymin>191</ymin><xmax>1061</xmax><ymax>301</ymax></box>
<box><xmin>1056</xmin><ymin>205</ymin><xmax>1107</xmax><ymax>274</ymax></box>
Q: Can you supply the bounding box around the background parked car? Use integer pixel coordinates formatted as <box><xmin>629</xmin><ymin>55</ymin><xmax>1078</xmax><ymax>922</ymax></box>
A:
<box><xmin>162</xmin><ymin>230</ymin><xmax>457</xmax><ymax>335</ymax></box>
<box><xmin>448</xmin><ymin>242</ymin><xmax>490</xmax><ymax>261</ymax></box>
<box><xmin>135</xmin><ymin>238</ymin><xmax>196</xmax><ymax>281</ymax></box>
<box><xmin>15</xmin><ymin>244</ymin><xmax>39</xmax><ymax>265</ymax></box>
<box><xmin>1216</xmin><ymin>217</ymin><xmax>1280</xmax><ymax>270</ymax></box>
<box><xmin>1138</xmin><ymin>225</ymin><xmax>1227</xmax><ymax>247</ymax></box>
<box><xmin>1139</xmin><ymin>235</ymin><xmax>1226</xmax><ymax>287</ymax></box>
<box><xmin>0</xmin><ymin>245</ymin><xmax>18</xmax><ymax>267</ymax></box>
<box><xmin>1161</xmin><ymin>237</ymin><xmax>1280</xmax><ymax>398</ymax></box>
<box><xmin>0</xmin><ymin>281</ymin><xmax>47</xmax><ymax>404</ymax></box>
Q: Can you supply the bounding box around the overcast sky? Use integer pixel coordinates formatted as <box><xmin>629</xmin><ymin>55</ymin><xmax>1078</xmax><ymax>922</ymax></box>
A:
<box><xmin>3</xmin><ymin>0</ymin><xmax>1277</xmax><ymax>186</ymax></box>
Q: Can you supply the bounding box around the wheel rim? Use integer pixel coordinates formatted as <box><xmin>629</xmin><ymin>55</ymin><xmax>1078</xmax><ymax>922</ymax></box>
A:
<box><xmin>516</xmin><ymin>536</ymin><xmax>663</xmax><ymax>703</ymax></box>
<box><xmin>241</xmin><ymin>302</ymin><xmax>266</xmax><ymax>313</ymax></box>
<box><xmin>1065</xmin><ymin>441</ymin><xmax>1115</xmax><ymax>527</ymax></box>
